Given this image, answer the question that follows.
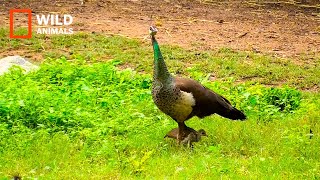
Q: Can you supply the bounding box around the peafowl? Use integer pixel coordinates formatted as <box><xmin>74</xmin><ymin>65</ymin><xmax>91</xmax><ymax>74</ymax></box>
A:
<box><xmin>164</xmin><ymin>122</ymin><xmax>207</xmax><ymax>147</ymax></box>
<box><xmin>149</xmin><ymin>26</ymin><xmax>246</xmax><ymax>142</ymax></box>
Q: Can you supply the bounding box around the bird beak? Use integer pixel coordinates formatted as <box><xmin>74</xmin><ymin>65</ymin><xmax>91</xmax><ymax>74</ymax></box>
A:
<box><xmin>149</xmin><ymin>26</ymin><xmax>158</xmax><ymax>36</ymax></box>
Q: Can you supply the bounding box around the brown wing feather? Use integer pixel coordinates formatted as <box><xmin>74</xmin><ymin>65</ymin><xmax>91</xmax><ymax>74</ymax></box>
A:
<box><xmin>175</xmin><ymin>77</ymin><xmax>246</xmax><ymax>120</ymax></box>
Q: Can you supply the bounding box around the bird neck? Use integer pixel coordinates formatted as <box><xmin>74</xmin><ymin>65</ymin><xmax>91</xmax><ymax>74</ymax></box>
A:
<box><xmin>151</xmin><ymin>35</ymin><xmax>172</xmax><ymax>83</ymax></box>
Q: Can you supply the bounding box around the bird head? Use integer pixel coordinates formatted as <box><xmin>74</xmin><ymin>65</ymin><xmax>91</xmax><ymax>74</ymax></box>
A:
<box><xmin>198</xmin><ymin>129</ymin><xmax>207</xmax><ymax>137</ymax></box>
<box><xmin>149</xmin><ymin>26</ymin><xmax>158</xmax><ymax>36</ymax></box>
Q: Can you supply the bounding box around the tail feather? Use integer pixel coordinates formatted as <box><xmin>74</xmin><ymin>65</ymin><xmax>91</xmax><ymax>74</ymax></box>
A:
<box><xmin>215</xmin><ymin>94</ymin><xmax>246</xmax><ymax>120</ymax></box>
<box><xmin>217</xmin><ymin>107</ymin><xmax>246</xmax><ymax>120</ymax></box>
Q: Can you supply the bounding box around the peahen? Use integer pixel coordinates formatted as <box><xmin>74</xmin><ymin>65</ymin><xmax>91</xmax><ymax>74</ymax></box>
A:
<box><xmin>149</xmin><ymin>26</ymin><xmax>246</xmax><ymax>141</ymax></box>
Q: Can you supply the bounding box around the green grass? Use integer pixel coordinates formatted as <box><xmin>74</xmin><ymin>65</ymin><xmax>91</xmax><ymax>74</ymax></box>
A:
<box><xmin>0</xmin><ymin>28</ymin><xmax>319</xmax><ymax>179</ymax></box>
<box><xmin>1</xmin><ymin>28</ymin><xmax>319</xmax><ymax>90</ymax></box>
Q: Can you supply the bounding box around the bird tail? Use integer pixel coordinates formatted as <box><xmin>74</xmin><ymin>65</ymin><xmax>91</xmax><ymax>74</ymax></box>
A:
<box><xmin>213</xmin><ymin>94</ymin><xmax>247</xmax><ymax>120</ymax></box>
<box><xmin>218</xmin><ymin>107</ymin><xmax>246</xmax><ymax>120</ymax></box>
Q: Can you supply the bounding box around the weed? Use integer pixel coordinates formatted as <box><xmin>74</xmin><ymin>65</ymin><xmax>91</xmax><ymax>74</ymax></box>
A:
<box><xmin>0</xmin><ymin>29</ymin><xmax>319</xmax><ymax>179</ymax></box>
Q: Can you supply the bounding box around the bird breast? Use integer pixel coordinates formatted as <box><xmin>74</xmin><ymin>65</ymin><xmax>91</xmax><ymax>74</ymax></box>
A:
<box><xmin>152</xmin><ymin>83</ymin><xmax>195</xmax><ymax>122</ymax></box>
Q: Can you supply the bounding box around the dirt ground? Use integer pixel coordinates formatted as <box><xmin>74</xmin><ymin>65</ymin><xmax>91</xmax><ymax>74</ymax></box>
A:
<box><xmin>0</xmin><ymin>0</ymin><xmax>319</xmax><ymax>58</ymax></box>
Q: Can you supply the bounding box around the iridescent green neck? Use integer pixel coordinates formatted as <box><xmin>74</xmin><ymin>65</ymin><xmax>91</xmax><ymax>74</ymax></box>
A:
<box><xmin>151</xmin><ymin>35</ymin><xmax>172</xmax><ymax>82</ymax></box>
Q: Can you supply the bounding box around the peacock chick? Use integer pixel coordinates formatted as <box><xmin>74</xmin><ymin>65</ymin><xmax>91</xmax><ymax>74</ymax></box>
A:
<box><xmin>165</xmin><ymin>123</ymin><xmax>207</xmax><ymax>147</ymax></box>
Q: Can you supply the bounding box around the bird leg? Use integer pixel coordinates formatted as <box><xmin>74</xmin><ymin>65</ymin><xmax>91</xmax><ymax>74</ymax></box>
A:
<box><xmin>177</xmin><ymin>122</ymin><xmax>188</xmax><ymax>144</ymax></box>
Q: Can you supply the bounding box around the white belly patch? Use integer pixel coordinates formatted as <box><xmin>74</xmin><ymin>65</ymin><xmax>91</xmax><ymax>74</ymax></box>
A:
<box><xmin>173</xmin><ymin>91</ymin><xmax>196</xmax><ymax>122</ymax></box>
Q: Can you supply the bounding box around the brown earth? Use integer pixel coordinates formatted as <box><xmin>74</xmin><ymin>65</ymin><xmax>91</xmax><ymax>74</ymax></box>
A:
<box><xmin>0</xmin><ymin>0</ymin><xmax>319</xmax><ymax>58</ymax></box>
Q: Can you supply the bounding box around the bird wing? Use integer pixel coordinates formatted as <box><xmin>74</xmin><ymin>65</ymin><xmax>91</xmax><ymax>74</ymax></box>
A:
<box><xmin>174</xmin><ymin>77</ymin><xmax>246</xmax><ymax>120</ymax></box>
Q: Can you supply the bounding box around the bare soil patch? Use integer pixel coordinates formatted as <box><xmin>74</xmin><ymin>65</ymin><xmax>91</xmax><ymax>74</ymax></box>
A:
<box><xmin>0</xmin><ymin>0</ymin><xmax>319</xmax><ymax>58</ymax></box>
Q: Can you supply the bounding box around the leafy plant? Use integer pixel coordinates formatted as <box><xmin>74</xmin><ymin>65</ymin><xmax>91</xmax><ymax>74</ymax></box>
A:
<box><xmin>263</xmin><ymin>87</ymin><xmax>301</xmax><ymax>112</ymax></box>
<box><xmin>0</xmin><ymin>32</ymin><xmax>318</xmax><ymax>179</ymax></box>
